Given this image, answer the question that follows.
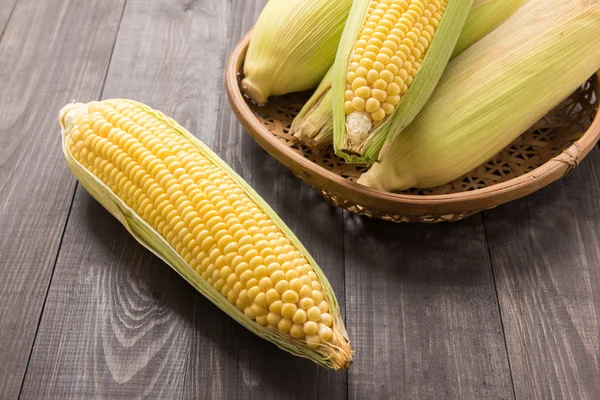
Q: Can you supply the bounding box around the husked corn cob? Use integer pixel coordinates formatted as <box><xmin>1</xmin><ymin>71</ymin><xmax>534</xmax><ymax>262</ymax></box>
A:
<box><xmin>59</xmin><ymin>99</ymin><xmax>352</xmax><ymax>370</ymax></box>
<box><xmin>358</xmin><ymin>0</ymin><xmax>600</xmax><ymax>191</ymax></box>
<box><xmin>242</xmin><ymin>0</ymin><xmax>353</xmax><ymax>105</ymax></box>
<box><xmin>291</xmin><ymin>0</ymin><xmax>524</xmax><ymax>150</ymax></box>
<box><xmin>343</xmin><ymin>0</ymin><xmax>448</xmax><ymax>122</ymax></box>
<box><xmin>332</xmin><ymin>0</ymin><xmax>472</xmax><ymax>163</ymax></box>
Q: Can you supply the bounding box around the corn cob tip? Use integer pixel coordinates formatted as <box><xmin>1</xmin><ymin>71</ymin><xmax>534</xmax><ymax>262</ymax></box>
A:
<box><xmin>292</xmin><ymin>120</ymin><xmax>319</xmax><ymax>148</ymax></box>
<box><xmin>328</xmin><ymin>328</ymin><xmax>353</xmax><ymax>370</ymax></box>
<box><xmin>241</xmin><ymin>77</ymin><xmax>269</xmax><ymax>105</ymax></box>
<box><xmin>59</xmin><ymin>102</ymin><xmax>86</xmax><ymax>133</ymax></box>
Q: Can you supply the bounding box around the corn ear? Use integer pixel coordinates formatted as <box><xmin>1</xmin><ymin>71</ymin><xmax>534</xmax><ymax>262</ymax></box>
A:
<box><xmin>294</xmin><ymin>0</ymin><xmax>520</xmax><ymax>151</ymax></box>
<box><xmin>290</xmin><ymin>67</ymin><xmax>335</xmax><ymax>150</ymax></box>
<box><xmin>59</xmin><ymin>99</ymin><xmax>352</xmax><ymax>370</ymax></box>
<box><xmin>451</xmin><ymin>0</ymin><xmax>526</xmax><ymax>58</ymax></box>
<box><xmin>242</xmin><ymin>0</ymin><xmax>353</xmax><ymax>105</ymax></box>
<box><xmin>358</xmin><ymin>0</ymin><xmax>600</xmax><ymax>191</ymax></box>
<box><xmin>332</xmin><ymin>0</ymin><xmax>472</xmax><ymax>164</ymax></box>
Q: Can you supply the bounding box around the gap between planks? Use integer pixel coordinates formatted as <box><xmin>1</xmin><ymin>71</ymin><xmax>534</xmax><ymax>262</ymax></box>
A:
<box><xmin>15</xmin><ymin>0</ymin><xmax>129</xmax><ymax>395</ymax></box>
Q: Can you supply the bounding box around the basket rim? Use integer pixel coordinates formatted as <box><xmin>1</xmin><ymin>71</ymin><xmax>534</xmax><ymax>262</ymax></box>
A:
<box><xmin>226</xmin><ymin>31</ymin><xmax>600</xmax><ymax>214</ymax></box>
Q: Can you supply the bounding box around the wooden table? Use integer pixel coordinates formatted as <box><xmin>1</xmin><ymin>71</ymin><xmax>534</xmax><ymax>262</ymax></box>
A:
<box><xmin>1</xmin><ymin>0</ymin><xmax>599</xmax><ymax>398</ymax></box>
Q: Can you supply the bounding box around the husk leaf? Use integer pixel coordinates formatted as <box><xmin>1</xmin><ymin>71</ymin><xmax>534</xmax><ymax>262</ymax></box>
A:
<box><xmin>290</xmin><ymin>66</ymin><xmax>334</xmax><ymax>150</ymax></box>
<box><xmin>452</xmin><ymin>0</ymin><xmax>526</xmax><ymax>57</ymax></box>
<box><xmin>242</xmin><ymin>0</ymin><xmax>352</xmax><ymax>105</ymax></box>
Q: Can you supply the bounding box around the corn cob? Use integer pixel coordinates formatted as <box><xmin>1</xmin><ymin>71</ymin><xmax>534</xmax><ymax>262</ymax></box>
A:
<box><xmin>59</xmin><ymin>99</ymin><xmax>352</xmax><ymax>370</ymax></box>
<box><xmin>331</xmin><ymin>0</ymin><xmax>473</xmax><ymax>163</ymax></box>
<box><xmin>291</xmin><ymin>0</ymin><xmax>524</xmax><ymax>150</ymax></box>
<box><xmin>358</xmin><ymin>0</ymin><xmax>600</xmax><ymax>191</ymax></box>
<box><xmin>242</xmin><ymin>0</ymin><xmax>353</xmax><ymax>105</ymax></box>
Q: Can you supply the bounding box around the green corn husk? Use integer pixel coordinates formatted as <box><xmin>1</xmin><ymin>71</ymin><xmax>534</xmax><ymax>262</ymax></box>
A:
<box><xmin>291</xmin><ymin>67</ymin><xmax>335</xmax><ymax>150</ymax></box>
<box><xmin>292</xmin><ymin>0</ymin><xmax>525</xmax><ymax>151</ymax></box>
<box><xmin>358</xmin><ymin>0</ymin><xmax>600</xmax><ymax>192</ymax></box>
<box><xmin>242</xmin><ymin>0</ymin><xmax>353</xmax><ymax>105</ymax></box>
<box><xmin>59</xmin><ymin>100</ymin><xmax>353</xmax><ymax>370</ymax></box>
<box><xmin>332</xmin><ymin>0</ymin><xmax>473</xmax><ymax>164</ymax></box>
<box><xmin>451</xmin><ymin>0</ymin><xmax>526</xmax><ymax>58</ymax></box>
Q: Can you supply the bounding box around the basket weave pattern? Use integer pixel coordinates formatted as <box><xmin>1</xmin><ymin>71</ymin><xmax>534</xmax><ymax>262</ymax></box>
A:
<box><xmin>246</xmin><ymin>80</ymin><xmax>597</xmax><ymax>222</ymax></box>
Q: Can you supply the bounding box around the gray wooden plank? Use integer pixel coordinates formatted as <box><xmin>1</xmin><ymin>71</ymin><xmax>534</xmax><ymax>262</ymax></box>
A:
<box><xmin>0</xmin><ymin>0</ymin><xmax>125</xmax><ymax>398</ymax></box>
<box><xmin>345</xmin><ymin>215</ymin><xmax>514</xmax><ymax>400</ymax></box>
<box><xmin>182</xmin><ymin>1</ymin><xmax>348</xmax><ymax>398</ymax></box>
<box><xmin>0</xmin><ymin>0</ymin><xmax>18</xmax><ymax>40</ymax></box>
<box><xmin>98</xmin><ymin>0</ymin><xmax>229</xmax><ymax>146</ymax></box>
<box><xmin>484</xmin><ymin>148</ymin><xmax>600</xmax><ymax>400</ymax></box>
<box><xmin>20</xmin><ymin>0</ymin><xmax>230</xmax><ymax>398</ymax></box>
<box><xmin>21</xmin><ymin>187</ymin><xmax>194</xmax><ymax>399</ymax></box>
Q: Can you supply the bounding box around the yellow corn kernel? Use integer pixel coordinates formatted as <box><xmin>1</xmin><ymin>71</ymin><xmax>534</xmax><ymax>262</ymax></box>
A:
<box><xmin>297</xmin><ymin>299</ymin><xmax>314</xmax><ymax>314</ymax></box>
<box><xmin>320</xmin><ymin>312</ymin><xmax>334</xmax><ymax>327</ymax></box>
<box><xmin>307</xmin><ymin>306</ymin><xmax>322</xmax><ymax>322</ymax></box>
<box><xmin>318</xmin><ymin>301</ymin><xmax>329</xmax><ymax>313</ymax></box>
<box><xmin>365</xmin><ymin>98</ymin><xmax>381</xmax><ymax>113</ymax></box>
<box><xmin>278</xmin><ymin>318</ymin><xmax>293</xmax><ymax>334</ymax></box>
<box><xmin>318</xmin><ymin>324</ymin><xmax>334</xmax><ymax>341</ymax></box>
<box><xmin>281</xmin><ymin>303</ymin><xmax>297</xmax><ymax>319</ymax></box>
<box><xmin>304</xmin><ymin>321</ymin><xmax>319</xmax><ymax>336</ymax></box>
<box><xmin>292</xmin><ymin>309</ymin><xmax>307</xmax><ymax>324</ymax></box>
<box><xmin>267</xmin><ymin>312</ymin><xmax>282</xmax><ymax>327</ymax></box>
<box><xmin>289</xmin><ymin>278</ymin><xmax>303</xmax><ymax>292</ymax></box>
<box><xmin>305</xmin><ymin>335</ymin><xmax>321</xmax><ymax>349</ymax></box>
<box><xmin>299</xmin><ymin>285</ymin><xmax>312</xmax><ymax>299</ymax></box>
<box><xmin>282</xmin><ymin>290</ymin><xmax>300</xmax><ymax>303</ymax></box>
<box><xmin>269</xmin><ymin>300</ymin><xmax>283</xmax><ymax>314</ymax></box>
<box><xmin>290</xmin><ymin>324</ymin><xmax>305</xmax><ymax>339</ymax></box>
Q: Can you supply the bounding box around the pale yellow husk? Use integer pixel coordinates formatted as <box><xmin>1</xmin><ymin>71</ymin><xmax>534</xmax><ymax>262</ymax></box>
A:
<box><xmin>451</xmin><ymin>0</ymin><xmax>526</xmax><ymax>57</ymax></box>
<box><xmin>358</xmin><ymin>0</ymin><xmax>600</xmax><ymax>191</ymax></box>
<box><xmin>242</xmin><ymin>0</ymin><xmax>352</xmax><ymax>105</ymax></box>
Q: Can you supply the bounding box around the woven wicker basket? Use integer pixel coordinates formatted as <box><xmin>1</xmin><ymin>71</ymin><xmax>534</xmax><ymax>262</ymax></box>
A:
<box><xmin>226</xmin><ymin>32</ymin><xmax>600</xmax><ymax>223</ymax></box>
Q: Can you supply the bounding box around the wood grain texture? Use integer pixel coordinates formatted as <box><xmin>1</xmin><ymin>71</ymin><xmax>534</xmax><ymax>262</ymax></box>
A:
<box><xmin>0</xmin><ymin>0</ymin><xmax>125</xmax><ymax>398</ymax></box>
<box><xmin>99</xmin><ymin>0</ymin><xmax>229</xmax><ymax>145</ymax></box>
<box><xmin>3</xmin><ymin>0</ymin><xmax>600</xmax><ymax>397</ymax></box>
<box><xmin>0</xmin><ymin>0</ymin><xmax>18</xmax><ymax>40</ymax></box>
<box><xmin>484</xmin><ymin>148</ymin><xmax>600</xmax><ymax>400</ymax></box>
<box><xmin>21</xmin><ymin>189</ymin><xmax>194</xmax><ymax>399</ymax></box>
<box><xmin>345</xmin><ymin>214</ymin><xmax>514</xmax><ymax>400</ymax></box>
<box><xmin>20</xmin><ymin>0</ymin><xmax>230</xmax><ymax>398</ymax></box>
<box><xmin>182</xmin><ymin>1</ymin><xmax>348</xmax><ymax>398</ymax></box>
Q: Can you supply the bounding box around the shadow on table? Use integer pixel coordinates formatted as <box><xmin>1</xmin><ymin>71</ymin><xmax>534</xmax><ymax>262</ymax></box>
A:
<box><xmin>482</xmin><ymin>169</ymin><xmax>592</xmax><ymax>236</ymax></box>
<box><xmin>342</xmin><ymin>160</ymin><xmax>595</xmax><ymax>287</ymax></box>
<box><xmin>343</xmin><ymin>210</ymin><xmax>494</xmax><ymax>288</ymax></box>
